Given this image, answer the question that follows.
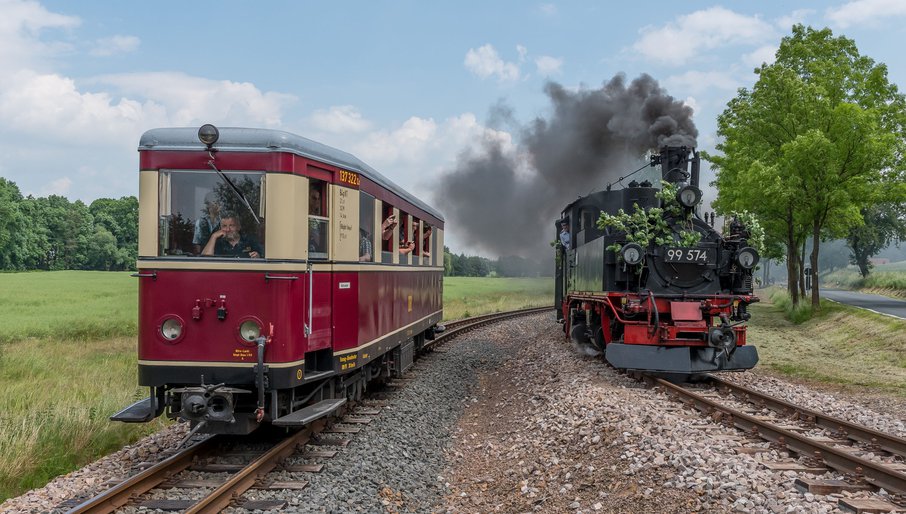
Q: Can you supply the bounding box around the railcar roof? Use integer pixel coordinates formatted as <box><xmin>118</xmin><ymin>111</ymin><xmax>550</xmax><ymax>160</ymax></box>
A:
<box><xmin>139</xmin><ymin>127</ymin><xmax>443</xmax><ymax>221</ymax></box>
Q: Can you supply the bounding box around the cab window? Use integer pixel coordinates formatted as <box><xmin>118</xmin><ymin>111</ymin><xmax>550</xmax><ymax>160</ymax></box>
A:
<box><xmin>158</xmin><ymin>170</ymin><xmax>265</xmax><ymax>258</ymax></box>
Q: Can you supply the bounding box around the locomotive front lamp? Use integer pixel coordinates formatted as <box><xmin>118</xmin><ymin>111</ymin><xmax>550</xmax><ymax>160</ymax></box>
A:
<box><xmin>239</xmin><ymin>320</ymin><xmax>262</xmax><ymax>342</ymax></box>
<box><xmin>198</xmin><ymin>124</ymin><xmax>220</xmax><ymax>147</ymax></box>
<box><xmin>676</xmin><ymin>185</ymin><xmax>702</xmax><ymax>208</ymax></box>
<box><xmin>736</xmin><ymin>247</ymin><xmax>760</xmax><ymax>269</ymax></box>
<box><xmin>160</xmin><ymin>318</ymin><xmax>184</xmax><ymax>341</ymax></box>
<box><xmin>620</xmin><ymin>243</ymin><xmax>644</xmax><ymax>266</ymax></box>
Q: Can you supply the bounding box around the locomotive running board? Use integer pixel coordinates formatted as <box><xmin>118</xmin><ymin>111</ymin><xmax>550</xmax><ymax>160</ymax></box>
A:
<box><xmin>272</xmin><ymin>398</ymin><xmax>347</xmax><ymax>427</ymax></box>
<box><xmin>110</xmin><ymin>397</ymin><xmax>157</xmax><ymax>423</ymax></box>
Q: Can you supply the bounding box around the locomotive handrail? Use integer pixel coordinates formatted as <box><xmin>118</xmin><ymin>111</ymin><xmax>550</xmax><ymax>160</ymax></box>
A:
<box><xmin>131</xmin><ymin>272</ymin><xmax>157</xmax><ymax>279</ymax></box>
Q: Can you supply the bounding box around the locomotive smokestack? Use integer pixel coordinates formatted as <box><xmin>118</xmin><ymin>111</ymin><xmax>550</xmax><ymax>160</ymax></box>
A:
<box><xmin>659</xmin><ymin>146</ymin><xmax>692</xmax><ymax>184</ymax></box>
<box><xmin>691</xmin><ymin>149</ymin><xmax>700</xmax><ymax>189</ymax></box>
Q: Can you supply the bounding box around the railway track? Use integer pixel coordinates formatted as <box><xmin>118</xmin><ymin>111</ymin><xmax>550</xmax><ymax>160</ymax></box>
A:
<box><xmin>651</xmin><ymin>374</ymin><xmax>906</xmax><ymax>512</ymax></box>
<box><xmin>65</xmin><ymin>306</ymin><xmax>549</xmax><ymax>514</ymax></box>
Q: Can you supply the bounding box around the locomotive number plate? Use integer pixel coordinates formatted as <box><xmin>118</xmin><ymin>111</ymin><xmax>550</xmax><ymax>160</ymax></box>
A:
<box><xmin>664</xmin><ymin>247</ymin><xmax>713</xmax><ymax>264</ymax></box>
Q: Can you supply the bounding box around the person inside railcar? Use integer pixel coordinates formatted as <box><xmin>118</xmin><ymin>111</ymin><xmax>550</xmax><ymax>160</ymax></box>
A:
<box><xmin>192</xmin><ymin>191</ymin><xmax>222</xmax><ymax>254</ymax></box>
<box><xmin>202</xmin><ymin>214</ymin><xmax>263</xmax><ymax>258</ymax></box>
<box><xmin>309</xmin><ymin>183</ymin><xmax>323</xmax><ymax>216</ymax></box>
<box><xmin>381</xmin><ymin>213</ymin><xmax>397</xmax><ymax>240</ymax></box>
<box><xmin>422</xmin><ymin>225</ymin><xmax>432</xmax><ymax>258</ymax></box>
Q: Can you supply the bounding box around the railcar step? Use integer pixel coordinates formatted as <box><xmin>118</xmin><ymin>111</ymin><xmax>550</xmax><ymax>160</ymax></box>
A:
<box><xmin>273</xmin><ymin>398</ymin><xmax>347</xmax><ymax>427</ymax></box>
<box><xmin>110</xmin><ymin>397</ymin><xmax>157</xmax><ymax>423</ymax></box>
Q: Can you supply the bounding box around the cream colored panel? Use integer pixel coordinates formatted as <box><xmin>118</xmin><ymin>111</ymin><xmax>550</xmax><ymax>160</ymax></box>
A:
<box><xmin>392</xmin><ymin>207</ymin><xmax>400</xmax><ymax>264</ymax></box>
<box><xmin>265</xmin><ymin>173</ymin><xmax>307</xmax><ymax>259</ymax></box>
<box><xmin>373</xmin><ymin>201</ymin><xmax>382</xmax><ymax>263</ymax></box>
<box><xmin>332</xmin><ymin>185</ymin><xmax>358</xmax><ymax>261</ymax></box>
<box><xmin>436</xmin><ymin>228</ymin><xmax>444</xmax><ymax>268</ymax></box>
<box><xmin>138</xmin><ymin>170</ymin><xmax>159</xmax><ymax>258</ymax></box>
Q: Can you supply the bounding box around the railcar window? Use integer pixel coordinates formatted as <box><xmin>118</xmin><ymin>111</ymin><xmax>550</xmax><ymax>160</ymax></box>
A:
<box><xmin>359</xmin><ymin>192</ymin><xmax>375</xmax><ymax>262</ymax></box>
<box><xmin>308</xmin><ymin>179</ymin><xmax>328</xmax><ymax>260</ymax></box>
<box><xmin>158</xmin><ymin>170</ymin><xmax>265</xmax><ymax>258</ymax></box>
<box><xmin>381</xmin><ymin>203</ymin><xmax>394</xmax><ymax>262</ymax></box>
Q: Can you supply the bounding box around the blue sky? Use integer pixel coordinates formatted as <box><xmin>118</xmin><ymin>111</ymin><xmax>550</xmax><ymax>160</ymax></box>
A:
<box><xmin>1</xmin><ymin>0</ymin><xmax>904</xmax><ymax>254</ymax></box>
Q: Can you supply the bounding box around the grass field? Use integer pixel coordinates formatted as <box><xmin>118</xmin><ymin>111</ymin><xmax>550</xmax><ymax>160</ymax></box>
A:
<box><xmin>748</xmin><ymin>288</ymin><xmax>906</xmax><ymax>395</ymax></box>
<box><xmin>0</xmin><ymin>272</ymin><xmax>552</xmax><ymax>501</ymax></box>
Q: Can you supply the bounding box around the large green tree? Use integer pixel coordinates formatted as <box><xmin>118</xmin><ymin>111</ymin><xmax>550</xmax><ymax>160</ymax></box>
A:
<box><xmin>711</xmin><ymin>25</ymin><xmax>905</xmax><ymax>308</ymax></box>
<box><xmin>846</xmin><ymin>204</ymin><xmax>906</xmax><ymax>277</ymax></box>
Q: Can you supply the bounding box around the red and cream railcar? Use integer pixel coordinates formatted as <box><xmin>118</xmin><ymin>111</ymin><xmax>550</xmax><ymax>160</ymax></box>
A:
<box><xmin>112</xmin><ymin>125</ymin><xmax>444</xmax><ymax>434</ymax></box>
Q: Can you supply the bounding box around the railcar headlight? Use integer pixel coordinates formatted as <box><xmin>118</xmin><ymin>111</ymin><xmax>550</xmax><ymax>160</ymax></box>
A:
<box><xmin>736</xmin><ymin>247</ymin><xmax>759</xmax><ymax>269</ymax></box>
<box><xmin>620</xmin><ymin>243</ymin><xmax>644</xmax><ymax>266</ymax></box>
<box><xmin>198</xmin><ymin>124</ymin><xmax>219</xmax><ymax>146</ymax></box>
<box><xmin>239</xmin><ymin>320</ymin><xmax>262</xmax><ymax>342</ymax></box>
<box><xmin>676</xmin><ymin>185</ymin><xmax>702</xmax><ymax>208</ymax></box>
<box><xmin>160</xmin><ymin>318</ymin><xmax>183</xmax><ymax>341</ymax></box>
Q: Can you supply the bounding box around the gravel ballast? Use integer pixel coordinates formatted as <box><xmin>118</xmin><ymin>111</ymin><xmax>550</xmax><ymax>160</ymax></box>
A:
<box><xmin>3</xmin><ymin>312</ymin><xmax>905</xmax><ymax>513</ymax></box>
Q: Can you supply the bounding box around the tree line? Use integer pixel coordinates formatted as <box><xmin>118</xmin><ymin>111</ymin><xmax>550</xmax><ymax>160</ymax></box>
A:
<box><xmin>710</xmin><ymin>25</ymin><xmax>906</xmax><ymax>308</ymax></box>
<box><xmin>443</xmin><ymin>248</ymin><xmax>551</xmax><ymax>277</ymax></box>
<box><xmin>0</xmin><ymin>178</ymin><xmax>137</xmax><ymax>271</ymax></box>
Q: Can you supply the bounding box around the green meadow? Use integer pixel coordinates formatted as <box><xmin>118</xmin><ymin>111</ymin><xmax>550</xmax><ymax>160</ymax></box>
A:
<box><xmin>0</xmin><ymin>271</ymin><xmax>552</xmax><ymax>501</ymax></box>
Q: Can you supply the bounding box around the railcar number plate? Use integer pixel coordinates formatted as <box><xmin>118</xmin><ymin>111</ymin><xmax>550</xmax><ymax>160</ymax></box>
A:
<box><xmin>664</xmin><ymin>247</ymin><xmax>713</xmax><ymax>264</ymax></box>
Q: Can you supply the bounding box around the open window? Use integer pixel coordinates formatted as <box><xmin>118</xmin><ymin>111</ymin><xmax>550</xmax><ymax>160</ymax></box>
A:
<box><xmin>380</xmin><ymin>203</ymin><xmax>394</xmax><ymax>262</ymax></box>
<box><xmin>308</xmin><ymin>180</ymin><xmax>328</xmax><ymax>259</ymax></box>
<box><xmin>158</xmin><ymin>170</ymin><xmax>265</xmax><ymax>258</ymax></box>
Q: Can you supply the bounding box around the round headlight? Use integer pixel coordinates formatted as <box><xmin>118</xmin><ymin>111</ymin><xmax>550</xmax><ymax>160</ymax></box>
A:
<box><xmin>239</xmin><ymin>320</ymin><xmax>262</xmax><ymax>342</ymax></box>
<box><xmin>676</xmin><ymin>185</ymin><xmax>702</xmax><ymax>208</ymax></box>
<box><xmin>198</xmin><ymin>124</ymin><xmax>219</xmax><ymax>146</ymax></box>
<box><xmin>620</xmin><ymin>243</ymin><xmax>644</xmax><ymax>266</ymax></box>
<box><xmin>160</xmin><ymin>318</ymin><xmax>183</xmax><ymax>341</ymax></box>
<box><xmin>736</xmin><ymin>247</ymin><xmax>759</xmax><ymax>269</ymax></box>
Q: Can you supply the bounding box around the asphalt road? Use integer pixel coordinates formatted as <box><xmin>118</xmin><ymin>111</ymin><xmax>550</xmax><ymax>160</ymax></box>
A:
<box><xmin>820</xmin><ymin>289</ymin><xmax>906</xmax><ymax>320</ymax></box>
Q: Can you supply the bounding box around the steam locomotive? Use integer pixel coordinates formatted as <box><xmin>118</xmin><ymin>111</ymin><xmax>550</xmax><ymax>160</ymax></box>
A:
<box><xmin>554</xmin><ymin>146</ymin><xmax>759</xmax><ymax>374</ymax></box>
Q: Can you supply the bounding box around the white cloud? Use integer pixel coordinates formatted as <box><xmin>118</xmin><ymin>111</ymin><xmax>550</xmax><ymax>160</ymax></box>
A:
<box><xmin>0</xmin><ymin>0</ymin><xmax>80</xmax><ymax>71</ymax></box>
<box><xmin>464</xmin><ymin>44</ymin><xmax>521</xmax><ymax>82</ymax></box>
<box><xmin>535</xmin><ymin>55</ymin><xmax>563</xmax><ymax>76</ymax></box>
<box><xmin>632</xmin><ymin>7</ymin><xmax>774</xmax><ymax>65</ymax></box>
<box><xmin>776</xmin><ymin>9</ymin><xmax>814</xmax><ymax>30</ymax></box>
<box><xmin>538</xmin><ymin>3</ymin><xmax>557</xmax><ymax>16</ymax></box>
<box><xmin>309</xmin><ymin>105</ymin><xmax>371</xmax><ymax>133</ymax></box>
<box><xmin>90</xmin><ymin>35</ymin><xmax>140</xmax><ymax>56</ymax></box>
<box><xmin>742</xmin><ymin>45</ymin><xmax>777</xmax><ymax>69</ymax></box>
<box><xmin>664</xmin><ymin>70</ymin><xmax>741</xmax><ymax>96</ymax></box>
<box><xmin>825</xmin><ymin>0</ymin><xmax>906</xmax><ymax>28</ymax></box>
<box><xmin>42</xmin><ymin>176</ymin><xmax>72</xmax><ymax>196</ymax></box>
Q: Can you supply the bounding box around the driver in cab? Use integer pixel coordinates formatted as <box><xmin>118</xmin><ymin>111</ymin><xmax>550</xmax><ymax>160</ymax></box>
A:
<box><xmin>202</xmin><ymin>214</ymin><xmax>263</xmax><ymax>258</ymax></box>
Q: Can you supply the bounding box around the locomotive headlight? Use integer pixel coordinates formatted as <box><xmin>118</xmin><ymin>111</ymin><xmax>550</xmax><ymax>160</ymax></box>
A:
<box><xmin>736</xmin><ymin>247</ymin><xmax>759</xmax><ymax>269</ymax></box>
<box><xmin>620</xmin><ymin>243</ymin><xmax>644</xmax><ymax>266</ymax></box>
<box><xmin>198</xmin><ymin>124</ymin><xmax>219</xmax><ymax>146</ymax></box>
<box><xmin>160</xmin><ymin>318</ymin><xmax>183</xmax><ymax>341</ymax></box>
<box><xmin>676</xmin><ymin>185</ymin><xmax>702</xmax><ymax>208</ymax></box>
<box><xmin>239</xmin><ymin>320</ymin><xmax>262</xmax><ymax>342</ymax></box>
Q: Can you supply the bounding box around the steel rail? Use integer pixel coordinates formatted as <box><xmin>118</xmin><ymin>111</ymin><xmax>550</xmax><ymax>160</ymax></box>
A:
<box><xmin>709</xmin><ymin>375</ymin><xmax>906</xmax><ymax>458</ymax></box>
<box><xmin>66</xmin><ymin>436</ymin><xmax>218</xmax><ymax>514</ymax></box>
<box><xmin>432</xmin><ymin>306</ymin><xmax>550</xmax><ymax>347</ymax></box>
<box><xmin>185</xmin><ymin>419</ymin><xmax>325</xmax><ymax>514</ymax></box>
<box><xmin>654</xmin><ymin>377</ymin><xmax>906</xmax><ymax>494</ymax></box>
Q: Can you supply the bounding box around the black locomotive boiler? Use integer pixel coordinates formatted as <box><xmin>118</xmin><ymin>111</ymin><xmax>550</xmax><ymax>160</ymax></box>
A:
<box><xmin>555</xmin><ymin>146</ymin><xmax>759</xmax><ymax>374</ymax></box>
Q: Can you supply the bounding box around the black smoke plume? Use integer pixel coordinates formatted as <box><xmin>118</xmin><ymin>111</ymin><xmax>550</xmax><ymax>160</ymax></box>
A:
<box><xmin>435</xmin><ymin>73</ymin><xmax>697</xmax><ymax>258</ymax></box>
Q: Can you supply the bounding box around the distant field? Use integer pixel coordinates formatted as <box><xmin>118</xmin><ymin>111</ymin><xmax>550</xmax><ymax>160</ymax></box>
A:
<box><xmin>443</xmin><ymin>276</ymin><xmax>553</xmax><ymax>320</ymax></box>
<box><xmin>0</xmin><ymin>271</ymin><xmax>551</xmax><ymax>501</ymax></box>
<box><xmin>822</xmin><ymin>263</ymin><xmax>906</xmax><ymax>297</ymax></box>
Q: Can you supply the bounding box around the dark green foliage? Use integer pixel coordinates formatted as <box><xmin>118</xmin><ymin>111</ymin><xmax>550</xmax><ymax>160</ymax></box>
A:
<box><xmin>0</xmin><ymin>177</ymin><xmax>138</xmax><ymax>271</ymax></box>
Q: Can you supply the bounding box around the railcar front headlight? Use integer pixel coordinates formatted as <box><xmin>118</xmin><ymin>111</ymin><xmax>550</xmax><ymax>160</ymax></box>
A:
<box><xmin>676</xmin><ymin>185</ymin><xmax>702</xmax><ymax>208</ymax></box>
<box><xmin>160</xmin><ymin>318</ymin><xmax>183</xmax><ymax>341</ymax></box>
<box><xmin>198</xmin><ymin>124</ymin><xmax>219</xmax><ymax>146</ymax></box>
<box><xmin>736</xmin><ymin>247</ymin><xmax>759</xmax><ymax>269</ymax></box>
<box><xmin>239</xmin><ymin>320</ymin><xmax>262</xmax><ymax>342</ymax></box>
<box><xmin>620</xmin><ymin>243</ymin><xmax>644</xmax><ymax>266</ymax></box>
